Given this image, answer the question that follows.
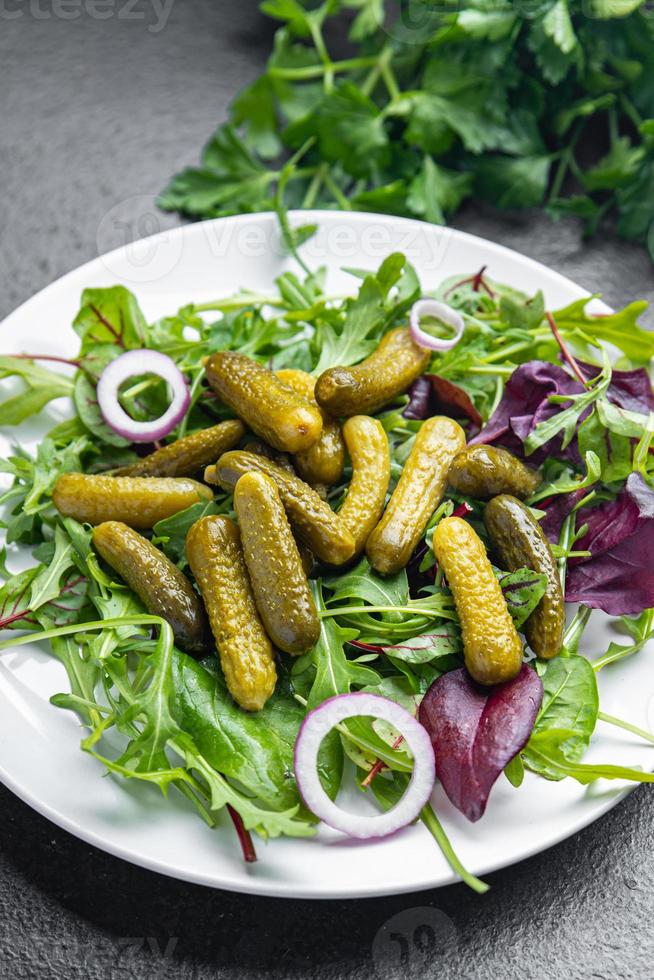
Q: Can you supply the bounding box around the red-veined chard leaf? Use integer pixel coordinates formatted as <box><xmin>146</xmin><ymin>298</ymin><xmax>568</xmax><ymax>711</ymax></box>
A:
<box><xmin>418</xmin><ymin>665</ymin><xmax>543</xmax><ymax>822</ymax></box>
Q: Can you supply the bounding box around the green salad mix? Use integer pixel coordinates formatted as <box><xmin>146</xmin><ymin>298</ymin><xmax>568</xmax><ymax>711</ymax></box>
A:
<box><xmin>1</xmin><ymin>243</ymin><xmax>653</xmax><ymax>892</ymax></box>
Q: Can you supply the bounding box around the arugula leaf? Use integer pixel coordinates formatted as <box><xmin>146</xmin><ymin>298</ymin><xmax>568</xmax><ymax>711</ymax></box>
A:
<box><xmin>312</xmin><ymin>253</ymin><xmax>418</xmax><ymax>373</ymax></box>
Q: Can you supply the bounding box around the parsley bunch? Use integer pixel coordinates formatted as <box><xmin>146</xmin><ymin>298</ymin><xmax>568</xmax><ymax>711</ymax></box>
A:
<box><xmin>160</xmin><ymin>0</ymin><xmax>654</xmax><ymax>260</ymax></box>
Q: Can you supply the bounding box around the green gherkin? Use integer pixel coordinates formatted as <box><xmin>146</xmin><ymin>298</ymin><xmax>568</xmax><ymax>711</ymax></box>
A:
<box><xmin>484</xmin><ymin>494</ymin><xmax>565</xmax><ymax>661</ymax></box>
<box><xmin>448</xmin><ymin>445</ymin><xmax>540</xmax><ymax>500</ymax></box>
<box><xmin>92</xmin><ymin>521</ymin><xmax>209</xmax><ymax>655</ymax></box>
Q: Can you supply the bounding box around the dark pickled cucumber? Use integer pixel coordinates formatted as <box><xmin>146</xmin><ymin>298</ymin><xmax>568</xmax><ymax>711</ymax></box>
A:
<box><xmin>234</xmin><ymin>471</ymin><xmax>319</xmax><ymax>654</ymax></box>
<box><xmin>186</xmin><ymin>515</ymin><xmax>277</xmax><ymax>711</ymax></box>
<box><xmin>314</xmin><ymin>327</ymin><xmax>430</xmax><ymax>417</ymax></box>
<box><xmin>205</xmin><ymin>352</ymin><xmax>322</xmax><ymax>453</ymax></box>
<box><xmin>448</xmin><ymin>445</ymin><xmax>540</xmax><ymax>500</ymax></box>
<box><xmin>432</xmin><ymin>516</ymin><xmax>523</xmax><ymax>685</ymax></box>
<box><xmin>484</xmin><ymin>494</ymin><xmax>565</xmax><ymax>660</ymax></box>
<box><xmin>92</xmin><ymin>521</ymin><xmax>209</xmax><ymax>654</ymax></box>
<box><xmin>206</xmin><ymin>451</ymin><xmax>355</xmax><ymax>565</ymax></box>
<box><xmin>339</xmin><ymin>416</ymin><xmax>391</xmax><ymax>556</ymax></box>
<box><xmin>276</xmin><ymin>369</ymin><xmax>345</xmax><ymax>487</ymax></box>
<box><xmin>114</xmin><ymin>420</ymin><xmax>245</xmax><ymax>477</ymax></box>
<box><xmin>367</xmin><ymin>416</ymin><xmax>466</xmax><ymax>575</ymax></box>
<box><xmin>53</xmin><ymin>473</ymin><xmax>213</xmax><ymax>528</ymax></box>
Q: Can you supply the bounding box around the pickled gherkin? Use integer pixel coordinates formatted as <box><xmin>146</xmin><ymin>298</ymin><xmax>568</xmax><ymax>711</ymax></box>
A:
<box><xmin>339</xmin><ymin>416</ymin><xmax>391</xmax><ymax>557</ymax></box>
<box><xmin>432</xmin><ymin>516</ymin><xmax>523</xmax><ymax>686</ymax></box>
<box><xmin>205</xmin><ymin>351</ymin><xmax>322</xmax><ymax>453</ymax></box>
<box><xmin>484</xmin><ymin>494</ymin><xmax>565</xmax><ymax>660</ymax></box>
<box><xmin>234</xmin><ymin>471</ymin><xmax>319</xmax><ymax>654</ymax></box>
<box><xmin>53</xmin><ymin>473</ymin><xmax>213</xmax><ymax>528</ymax></box>
<box><xmin>114</xmin><ymin>420</ymin><xmax>245</xmax><ymax>477</ymax></box>
<box><xmin>448</xmin><ymin>445</ymin><xmax>540</xmax><ymax>500</ymax></box>
<box><xmin>186</xmin><ymin>515</ymin><xmax>277</xmax><ymax>711</ymax></box>
<box><xmin>314</xmin><ymin>327</ymin><xmax>430</xmax><ymax>417</ymax></box>
<box><xmin>206</xmin><ymin>451</ymin><xmax>355</xmax><ymax>565</ymax></box>
<box><xmin>367</xmin><ymin>416</ymin><xmax>465</xmax><ymax>575</ymax></box>
<box><xmin>92</xmin><ymin>521</ymin><xmax>209</xmax><ymax>654</ymax></box>
<box><xmin>276</xmin><ymin>369</ymin><xmax>345</xmax><ymax>487</ymax></box>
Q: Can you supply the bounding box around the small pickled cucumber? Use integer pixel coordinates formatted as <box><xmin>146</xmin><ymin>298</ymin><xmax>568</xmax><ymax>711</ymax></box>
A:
<box><xmin>276</xmin><ymin>368</ymin><xmax>345</xmax><ymax>487</ymax></box>
<box><xmin>206</xmin><ymin>451</ymin><xmax>355</xmax><ymax>565</ymax></box>
<box><xmin>432</xmin><ymin>516</ymin><xmax>523</xmax><ymax>685</ymax></box>
<box><xmin>367</xmin><ymin>416</ymin><xmax>466</xmax><ymax>575</ymax></box>
<box><xmin>484</xmin><ymin>495</ymin><xmax>565</xmax><ymax>660</ymax></box>
<box><xmin>114</xmin><ymin>420</ymin><xmax>245</xmax><ymax>477</ymax></box>
<box><xmin>186</xmin><ymin>516</ymin><xmax>277</xmax><ymax>711</ymax></box>
<box><xmin>205</xmin><ymin>352</ymin><xmax>322</xmax><ymax>453</ymax></box>
<box><xmin>448</xmin><ymin>445</ymin><xmax>540</xmax><ymax>500</ymax></box>
<box><xmin>53</xmin><ymin>474</ymin><xmax>212</xmax><ymax>528</ymax></box>
<box><xmin>339</xmin><ymin>416</ymin><xmax>391</xmax><ymax>556</ymax></box>
<box><xmin>246</xmin><ymin>439</ymin><xmax>296</xmax><ymax>475</ymax></box>
<box><xmin>92</xmin><ymin>521</ymin><xmax>209</xmax><ymax>654</ymax></box>
<box><xmin>314</xmin><ymin>327</ymin><xmax>430</xmax><ymax>417</ymax></box>
<box><xmin>234</xmin><ymin>471</ymin><xmax>319</xmax><ymax>654</ymax></box>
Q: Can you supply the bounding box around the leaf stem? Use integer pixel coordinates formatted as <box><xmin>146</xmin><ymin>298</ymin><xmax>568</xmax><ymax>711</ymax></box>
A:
<box><xmin>227</xmin><ymin>804</ymin><xmax>257</xmax><ymax>862</ymax></box>
<box><xmin>268</xmin><ymin>56</ymin><xmax>379</xmax><ymax>81</ymax></box>
<box><xmin>545</xmin><ymin>312</ymin><xmax>587</xmax><ymax>385</ymax></box>
<box><xmin>598</xmin><ymin>711</ymin><xmax>654</xmax><ymax>746</ymax></box>
<box><xmin>420</xmin><ymin>804</ymin><xmax>489</xmax><ymax>894</ymax></box>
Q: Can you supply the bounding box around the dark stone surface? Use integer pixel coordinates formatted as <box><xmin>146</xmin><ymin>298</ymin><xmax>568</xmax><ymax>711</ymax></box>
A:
<box><xmin>1</xmin><ymin>2</ymin><xmax>653</xmax><ymax>978</ymax></box>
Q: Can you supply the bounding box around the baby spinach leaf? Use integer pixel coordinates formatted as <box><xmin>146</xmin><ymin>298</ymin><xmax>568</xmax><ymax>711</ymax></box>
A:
<box><xmin>523</xmin><ymin>655</ymin><xmax>599</xmax><ymax>780</ymax></box>
<box><xmin>324</xmin><ymin>557</ymin><xmax>408</xmax><ymax>610</ymax></box>
<box><xmin>172</xmin><ymin>654</ymin><xmax>316</xmax><ymax>811</ymax></box>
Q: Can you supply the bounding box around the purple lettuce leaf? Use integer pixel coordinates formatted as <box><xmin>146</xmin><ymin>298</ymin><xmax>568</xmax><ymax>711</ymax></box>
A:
<box><xmin>471</xmin><ymin>359</ymin><xmax>654</xmax><ymax>463</ymax></box>
<box><xmin>404</xmin><ymin>374</ymin><xmax>482</xmax><ymax>431</ymax></box>
<box><xmin>578</xmin><ymin>360</ymin><xmax>654</xmax><ymax>414</ymax></box>
<box><xmin>563</xmin><ymin>473</ymin><xmax>654</xmax><ymax>614</ymax></box>
<box><xmin>418</xmin><ymin>665</ymin><xmax>543</xmax><ymax>822</ymax></box>
<box><xmin>470</xmin><ymin>361</ymin><xmax>584</xmax><ymax>462</ymax></box>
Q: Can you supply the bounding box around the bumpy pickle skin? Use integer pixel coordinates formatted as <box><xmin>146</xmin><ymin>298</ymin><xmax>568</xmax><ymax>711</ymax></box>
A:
<box><xmin>53</xmin><ymin>474</ymin><xmax>213</xmax><ymax>529</ymax></box>
<box><xmin>205</xmin><ymin>352</ymin><xmax>322</xmax><ymax>454</ymax></box>
<box><xmin>432</xmin><ymin>516</ymin><xmax>523</xmax><ymax>686</ymax></box>
<box><xmin>339</xmin><ymin>416</ymin><xmax>391</xmax><ymax>556</ymax></box>
<box><xmin>92</xmin><ymin>522</ymin><xmax>209</xmax><ymax>654</ymax></box>
<box><xmin>366</xmin><ymin>416</ymin><xmax>466</xmax><ymax>575</ymax></box>
<box><xmin>484</xmin><ymin>494</ymin><xmax>565</xmax><ymax>660</ymax></box>
<box><xmin>234</xmin><ymin>471</ymin><xmax>320</xmax><ymax>655</ymax></box>
<box><xmin>448</xmin><ymin>445</ymin><xmax>540</xmax><ymax>500</ymax></box>
<box><xmin>276</xmin><ymin>369</ymin><xmax>345</xmax><ymax>487</ymax></box>
<box><xmin>314</xmin><ymin>327</ymin><xmax>430</xmax><ymax>417</ymax></box>
<box><xmin>114</xmin><ymin>420</ymin><xmax>245</xmax><ymax>477</ymax></box>
<box><xmin>186</xmin><ymin>516</ymin><xmax>277</xmax><ymax>711</ymax></box>
<box><xmin>206</xmin><ymin>451</ymin><xmax>355</xmax><ymax>565</ymax></box>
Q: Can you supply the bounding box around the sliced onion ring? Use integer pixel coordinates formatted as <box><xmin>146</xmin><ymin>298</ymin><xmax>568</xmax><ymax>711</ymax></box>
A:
<box><xmin>97</xmin><ymin>349</ymin><xmax>190</xmax><ymax>443</ymax></box>
<box><xmin>294</xmin><ymin>692</ymin><xmax>435</xmax><ymax>839</ymax></box>
<box><xmin>409</xmin><ymin>298</ymin><xmax>465</xmax><ymax>351</ymax></box>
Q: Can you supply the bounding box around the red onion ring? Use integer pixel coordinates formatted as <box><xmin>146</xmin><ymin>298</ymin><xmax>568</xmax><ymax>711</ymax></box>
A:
<box><xmin>294</xmin><ymin>692</ymin><xmax>435</xmax><ymax>839</ymax></box>
<box><xmin>409</xmin><ymin>298</ymin><xmax>465</xmax><ymax>351</ymax></box>
<box><xmin>96</xmin><ymin>349</ymin><xmax>190</xmax><ymax>443</ymax></box>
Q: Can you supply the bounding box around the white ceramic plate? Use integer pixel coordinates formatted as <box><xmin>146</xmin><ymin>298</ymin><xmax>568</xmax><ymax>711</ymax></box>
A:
<box><xmin>0</xmin><ymin>211</ymin><xmax>652</xmax><ymax>900</ymax></box>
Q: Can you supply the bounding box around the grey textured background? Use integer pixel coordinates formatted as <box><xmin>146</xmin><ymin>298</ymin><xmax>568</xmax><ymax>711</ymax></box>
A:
<box><xmin>1</xmin><ymin>2</ymin><xmax>653</xmax><ymax>978</ymax></box>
